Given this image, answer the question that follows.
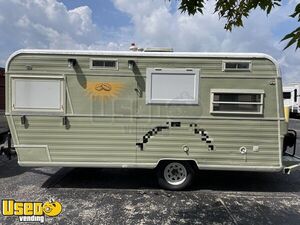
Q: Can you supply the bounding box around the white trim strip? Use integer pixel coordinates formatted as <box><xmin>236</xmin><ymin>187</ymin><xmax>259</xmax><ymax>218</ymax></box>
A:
<box><xmin>211</xmin><ymin>89</ymin><xmax>265</xmax><ymax>94</ymax></box>
<box><xmin>211</xmin><ymin>101</ymin><xmax>262</xmax><ymax>105</ymax></box>
<box><xmin>10</xmin><ymin>75</ymin><xmax>64</xmax><ymax>79</ymax></box>
<box><xmin>4</xmin><ymin>73</ymin><xmax>280</xmax><ymax>80</ymax></box>
<box><xmin>5</xmin><ymin>113</ymin><xmax>285</xmax><ymax>121</ymax></box>
<box><xmin>202</xmin><ymin>76</ymin><xmax>279</xmax><ymax>79</ymax></box>
<box><xmin>17</xmin><ymin>161</ymin><xmax>282</xmax><ymax>172</ymax></box>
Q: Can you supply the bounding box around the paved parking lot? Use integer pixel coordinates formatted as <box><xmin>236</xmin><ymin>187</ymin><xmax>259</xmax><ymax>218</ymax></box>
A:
<box><xmin>0</xmin><ymin>120</ymin><xmax>300</xmax><ymax>224</ymax></box>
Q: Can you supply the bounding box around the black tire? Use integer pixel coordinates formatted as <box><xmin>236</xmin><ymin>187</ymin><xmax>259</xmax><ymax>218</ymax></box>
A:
<box><xmin>156</xmin><ymin>161</ymin><xmax>194</xmax><ymax>191</ymax></box>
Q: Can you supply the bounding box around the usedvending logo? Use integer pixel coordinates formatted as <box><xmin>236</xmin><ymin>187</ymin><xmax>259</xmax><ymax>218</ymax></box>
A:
<box><xmin>1</xmin><ymin>199</ymin><xmax>62</xmax><ymax>223</ymax></box>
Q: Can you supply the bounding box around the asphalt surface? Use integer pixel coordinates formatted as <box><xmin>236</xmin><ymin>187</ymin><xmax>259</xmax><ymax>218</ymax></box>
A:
<box><xmin>0</xmin><ymin>120</ymin><xmax>300</xmax><ymax>224</ymax></box>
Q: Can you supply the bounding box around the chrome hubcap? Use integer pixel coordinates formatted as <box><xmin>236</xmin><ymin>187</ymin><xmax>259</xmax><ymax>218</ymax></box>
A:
<box><xmin>164</xmin><ymin>162</ymin><xmax>187</xmax><ymax>185</ymax></box>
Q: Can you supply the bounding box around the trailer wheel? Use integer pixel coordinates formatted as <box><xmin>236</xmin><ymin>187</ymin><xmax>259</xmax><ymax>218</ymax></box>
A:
<box><xmin>157</xmin><ymin>161</ymin><xmax>194</xmax><ymax>190</ymax></box>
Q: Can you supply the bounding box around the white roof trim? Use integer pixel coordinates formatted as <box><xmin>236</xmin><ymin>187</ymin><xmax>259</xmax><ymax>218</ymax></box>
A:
<box><xmin>5</xmin><ymin>49</ymin><xmax>280</xmax><ymax>76</ymax></box>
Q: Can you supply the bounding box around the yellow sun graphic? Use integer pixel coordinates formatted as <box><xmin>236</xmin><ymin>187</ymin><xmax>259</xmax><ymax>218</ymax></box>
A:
<box><xmin>86</xmin><ymin>81</ymin><xmax>124</xmax><ymax>99</ymax></box>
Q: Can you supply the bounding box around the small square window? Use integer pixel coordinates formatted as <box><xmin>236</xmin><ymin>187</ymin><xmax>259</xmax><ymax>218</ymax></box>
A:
<box><xmin>223</xmin><ymin>61</ymin><xmax>251</xmax><ymax>71</ymax></box>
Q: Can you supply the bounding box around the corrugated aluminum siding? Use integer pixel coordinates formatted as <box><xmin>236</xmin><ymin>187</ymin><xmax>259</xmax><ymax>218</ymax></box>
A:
<box><xmin>6</xmin><ymin>52</ymin><xmax>284</xmax><ymax>170</ymax></box>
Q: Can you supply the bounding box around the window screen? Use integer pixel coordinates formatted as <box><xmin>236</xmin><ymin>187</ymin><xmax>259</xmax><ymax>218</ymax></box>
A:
<box><xmin>213</xmin><ymin>93</ymin><xmax>261</xmax><ymax>102</ymax></box>
<box><xmin>90</xmin><ymin>59</ymin><xmax>118</xmax><ymax>69</ymax></box>
<box><xmin>146</xmin><ymin>68</ymin><xmax>199</xmax><ymax>104</ymax></box>
<box><xmin>12</xmin><ymin>78</ymin><xmax>63</xmax><ymax>111</ymax></box>
<box><xmin>211</xmin><ymin>90</ymin><xmax>263</xmax><ymax>114</ymax></box>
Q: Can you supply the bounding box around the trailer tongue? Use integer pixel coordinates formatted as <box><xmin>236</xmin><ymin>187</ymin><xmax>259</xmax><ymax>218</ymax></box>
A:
<box><xmin>0</xmin><ymin>131</ymin><xmax>15</xmax><ymax>159</ymax></box>
<box><xmin>283</xmin><ymin>155</ymin><xmax>300</xmax><ymax>174</ymax></box>
<box><xmin>0</xmin><ymin>110</ymin><xmax>15</xmax><ymax>159</ymax></box>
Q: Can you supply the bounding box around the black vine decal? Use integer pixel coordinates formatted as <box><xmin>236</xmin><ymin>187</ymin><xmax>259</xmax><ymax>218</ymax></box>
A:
<box><xmin>136</xmin><ymin>122</ymin><xmax>214</xmax><ymax>151</ymax></box>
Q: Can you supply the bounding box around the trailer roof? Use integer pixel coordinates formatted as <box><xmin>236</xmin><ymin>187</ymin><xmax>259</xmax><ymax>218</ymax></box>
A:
<box><xmin>6</xmin><ymin>49</ymin><xmax>279</xmax><ymax>72</ymax></box>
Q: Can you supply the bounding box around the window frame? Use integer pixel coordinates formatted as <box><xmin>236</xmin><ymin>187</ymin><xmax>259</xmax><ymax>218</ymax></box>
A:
<box><xmin>210</xmin><ymin>89</ymin><xmax>264</xmax><ymax>115</ymax></box>
<box><xmin>146</xmin><ymin>68</ymin><xmax>200</xmax><ymax>105</ymax></box>
<box><xmin>11</xmin><ymin>75</ymin><xmax>65</xmax><ymax>114</ymax></box>
<box><xmin>222</xmin><ymin>60</ymin><xmax>252</xmax><ymax>72</ymax></box>
<box><xmin>89</xmin><ymin>58</ymin><xmax>119</xmax><ymax>70</ymax></box>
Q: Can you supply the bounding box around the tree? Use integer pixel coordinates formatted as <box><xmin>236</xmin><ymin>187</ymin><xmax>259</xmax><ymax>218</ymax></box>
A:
<box><xmin>174</xmin><ymin>0</ymin><xmax>300</xmax><ymax>50</ymax></box>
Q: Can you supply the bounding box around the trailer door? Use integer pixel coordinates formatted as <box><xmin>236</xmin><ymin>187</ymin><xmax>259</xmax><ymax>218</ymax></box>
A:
<box><xmin>136</xmin><ymin>67</ymin><xmax>200</xmax><ymax>164</ymax></box>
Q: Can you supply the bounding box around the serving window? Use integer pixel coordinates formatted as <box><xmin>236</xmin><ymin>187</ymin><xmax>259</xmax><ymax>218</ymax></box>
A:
<box><xmin>210</xmin><ymin>89</ymin><xmax>264</xmax><ymax>114</ymax></box>
<box><xmin>12</xmin><ymin>77</ymin><xmax>64</xmax><ymax>113</ymax></box>
<box><xmin>146</xmin><ymin>68</ymin><xmax>200</xmax><ymax>104</ymax></box>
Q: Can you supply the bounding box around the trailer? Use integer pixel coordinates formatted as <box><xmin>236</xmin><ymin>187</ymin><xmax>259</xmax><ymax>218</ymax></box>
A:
<box><xmin>4</xmin><ymin>49</ymin><xmax>300</xmax><ymax>190</ymax></box>
<box><xmin>283</xmin><ymin>83</ymin><xmax>300</xmax><ymax>117</ymax></box>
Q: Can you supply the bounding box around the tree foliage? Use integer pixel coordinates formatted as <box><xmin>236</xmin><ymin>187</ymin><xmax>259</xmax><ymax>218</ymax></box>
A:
<box><xmin>175</xmin><ymin>0</ymin><xmax>300</xmax><ymax>50</ymax></box>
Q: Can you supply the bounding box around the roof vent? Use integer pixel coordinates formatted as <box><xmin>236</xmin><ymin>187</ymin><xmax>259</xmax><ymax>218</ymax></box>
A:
<box><xmin>144</xmin><ymin>47</ymin><xmax>173</xmax><ymax>52</ymax></box>
<box><xmin>129</xmin><ymin>43</ymin><xmax>138</xmax><ymax>51</ymax></box>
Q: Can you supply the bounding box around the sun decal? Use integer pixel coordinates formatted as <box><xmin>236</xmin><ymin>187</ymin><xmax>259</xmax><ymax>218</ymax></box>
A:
<box><xmin>86</xmin><ymin>81</ymin><xmax>124</xmax><ymax>99</ymax></box>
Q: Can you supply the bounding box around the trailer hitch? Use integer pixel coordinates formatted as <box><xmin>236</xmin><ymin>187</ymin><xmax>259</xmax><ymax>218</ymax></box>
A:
<box><xmin>283</xmin><ymin>163</ymin><xmax>300</xmax><ymax>175</ymax></box>
<box><xmin>0</xmin><ymin>132</ymin><xmax>16</xmax><ymax>160</ymax></box>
